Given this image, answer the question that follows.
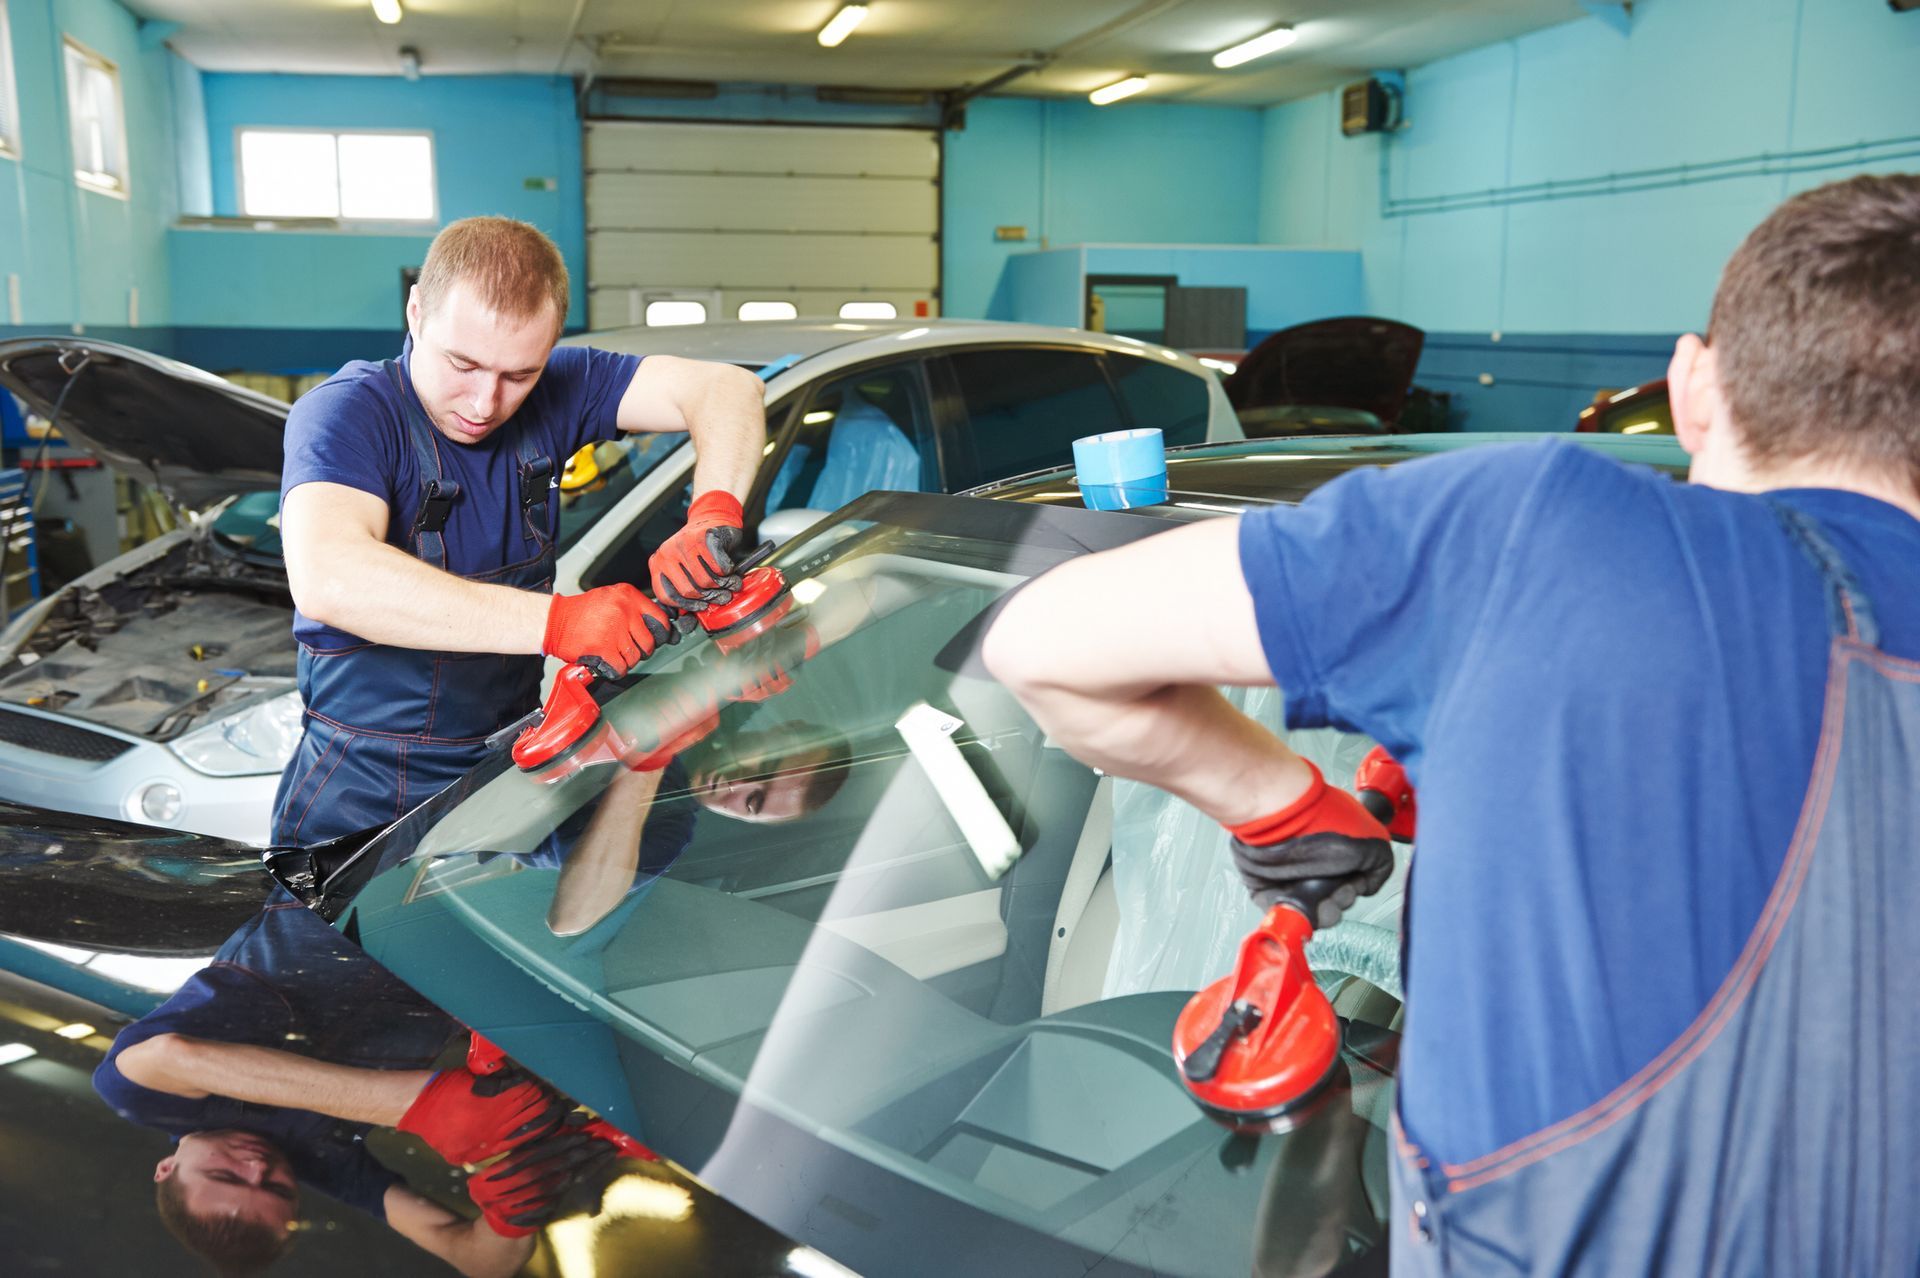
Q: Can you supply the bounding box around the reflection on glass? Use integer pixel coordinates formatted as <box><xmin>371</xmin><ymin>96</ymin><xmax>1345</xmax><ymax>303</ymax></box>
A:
<box><xmin>342</xmin><ymin>496</ymin><xmax>1398</xmax><ymax>1276</ymax></box>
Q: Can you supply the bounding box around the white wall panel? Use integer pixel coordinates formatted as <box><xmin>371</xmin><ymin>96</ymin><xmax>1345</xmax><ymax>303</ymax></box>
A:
<box><xmin>584</xmin><ymin>120</ymin><xmax>940</xmax><ymax>324</ymax></box>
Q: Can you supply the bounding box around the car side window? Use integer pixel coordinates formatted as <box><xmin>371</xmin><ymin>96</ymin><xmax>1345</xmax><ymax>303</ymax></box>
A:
<box><xmin>1106</xmin><ymin>354</ymin><xmax>1209</xmax><ymax>447</ymax></box>
<box><xmin>766</xmin><ymin>364</ymin><xmax>935</xmax><ymax>515</ymax></box>
<box><xmin>948</xmin><ymin>349</ymin><xmax>1127</xmax><ymax>487</ymax></box>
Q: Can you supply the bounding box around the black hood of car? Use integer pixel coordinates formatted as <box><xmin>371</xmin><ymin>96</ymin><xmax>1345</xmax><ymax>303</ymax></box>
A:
<box><xmin>0</xmin><ymin>338</ymin><xmax>286</xmax><ymax>508</ymax></box>
<box><xmin>1222</xmin><ymin>316</ymin><xmax>1425</xmax><ymax>427</ymax></box>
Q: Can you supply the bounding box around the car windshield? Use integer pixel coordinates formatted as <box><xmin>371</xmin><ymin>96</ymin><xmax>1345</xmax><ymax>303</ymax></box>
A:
<box><xmin>335</xmin><ymin>490</ymin><xmax>1394</xmax><ymax>1276</ymax></box>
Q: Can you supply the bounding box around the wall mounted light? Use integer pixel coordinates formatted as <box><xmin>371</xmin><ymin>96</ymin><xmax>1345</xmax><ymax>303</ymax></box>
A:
<box><xmin>818</xmin><ymin>5</ymin><xmax>869</xmax><ymax>48</ymax></box>
<box><xmin>1089</xmin><ymin>76</ymin><xmax>1149</xmax><ymax>105</ymax></box>
<box><xmin>371</xmin><ymin>0</ymin><xmax>403</xmax><ymax>24</ymax></box>
<box><xmin>1212</xmin><ymin>25</ymin><xmax>1297</xmax><ymax>68</ymax></box>
<box><xmin>399</xmin><ymin>46</ymin><xmax>422</xmax><ymax>80</ymax></box>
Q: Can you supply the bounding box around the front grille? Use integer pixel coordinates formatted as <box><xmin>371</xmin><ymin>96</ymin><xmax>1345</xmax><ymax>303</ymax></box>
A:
<box><xmin>0</xmin><ymin>707</ymin><xmax>136</xmax><ymax>763</ymax></box>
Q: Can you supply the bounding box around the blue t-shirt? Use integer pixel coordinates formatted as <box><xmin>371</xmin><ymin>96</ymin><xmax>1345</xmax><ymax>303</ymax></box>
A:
<box><xmin>281</xmin><ymin>338</ymin><xmax>641</xmax><ymax>650</ymax></box>
<box><xmin>1237</xmin><ymin>438</ymin><xmax>1920</xmax><ymax>1167</ymax></box>
<box><xmin>93</xmin><ymin>896</ymin><xmax>460</xmax><ymax>1219</ymax></box>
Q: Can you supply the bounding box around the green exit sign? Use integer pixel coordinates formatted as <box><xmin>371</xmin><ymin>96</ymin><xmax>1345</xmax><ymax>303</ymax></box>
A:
<box><xmin>523</xmin><ymin>177</ymin><xmax>558</xmax><ymax>191</ymax></box>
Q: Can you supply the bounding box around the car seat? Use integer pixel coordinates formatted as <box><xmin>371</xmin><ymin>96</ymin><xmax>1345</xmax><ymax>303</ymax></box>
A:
<box><xmin>768</xmin><ymin>387</ymin><xmax>921</xmax><ymax>515</ymax></box>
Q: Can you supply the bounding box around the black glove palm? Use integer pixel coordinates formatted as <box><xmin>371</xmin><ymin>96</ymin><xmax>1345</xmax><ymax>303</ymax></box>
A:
<box><xmin>1231</xmin><ymin>831</ymin><xmax>1394</xmax><ymax>929</ymax></box>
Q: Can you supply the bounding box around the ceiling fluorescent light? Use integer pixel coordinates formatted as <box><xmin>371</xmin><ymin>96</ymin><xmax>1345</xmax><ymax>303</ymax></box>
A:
<box><xmin>818</xmin><ymin>5</ymin><xmax>869</xmax><ymax>48</ymax></box>
<box><xmin>371</xmin><ymin>0</ymin><xmax>403</xmax><ymax>24</ymax></box>
<box><xmin>1212</xmin><ymin>25</ymin><xmax>1297</xmax><ymax>69</ymax></box>
<box><xmin>1089</xmin><ymin>76</ymin><xmax>1149</xmax><ymax>106</ymax></box>
<box><xmin>55</xmin><ymin>1023</ymin><xmax>95</xmax><ymax>1039</ymax></box>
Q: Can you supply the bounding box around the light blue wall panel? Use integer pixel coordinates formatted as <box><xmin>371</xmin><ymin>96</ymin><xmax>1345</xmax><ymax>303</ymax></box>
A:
<box><xmin>999</xmin><ymin>248</ymin><xmax>1083</xmax><ymax>329</ymax></box>
<box><xmin>0</xmin><ymin>0</ymin><xmax>183</xmax><ymax>332</ymax></box>
<box><xmin>944</xmin><ymin>96</ymin><xmax>1264</xmax><ymax>320</ymax></box>
<box><xmin>184</xmin><ymin>73</ymin><xmax>584</xmax><ymax>331</ymax></box>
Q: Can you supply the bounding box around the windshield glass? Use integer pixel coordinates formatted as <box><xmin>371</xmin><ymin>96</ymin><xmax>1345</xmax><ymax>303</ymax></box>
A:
<box><xmin>335</xmin><ymin>491</ymin><xmax>1392</xmax><ymax>1277</ymax></box>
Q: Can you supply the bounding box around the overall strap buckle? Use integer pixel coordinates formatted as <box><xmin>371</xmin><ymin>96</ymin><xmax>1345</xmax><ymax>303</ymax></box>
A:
<box><xmin>414</xmin><ymin>477</ymin><xmax>461</xmax><ymax>536</ymax></box>
<box><xmin>520</xmin><ymin>456</ymin><xmax>554</xmax><ymax>511</ymax></box>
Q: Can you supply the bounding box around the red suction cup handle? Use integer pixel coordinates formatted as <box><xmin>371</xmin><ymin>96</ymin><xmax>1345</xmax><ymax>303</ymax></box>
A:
<box><xmin>1172</xmin><ymin>904</ymin><xmax>1339</xmax><ymax>1121</ymax></box>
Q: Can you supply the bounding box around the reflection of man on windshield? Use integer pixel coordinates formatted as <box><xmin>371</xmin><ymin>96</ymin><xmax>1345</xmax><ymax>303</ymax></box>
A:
<box><xmin>682</xmin><ymin>717</ymin><xmax>851</xmax><ymax>824</ymax></box>
<box><xmin>93</xmin><ymin>891</ymin><xmax>604</xmax><ymax>1275</ymax></box>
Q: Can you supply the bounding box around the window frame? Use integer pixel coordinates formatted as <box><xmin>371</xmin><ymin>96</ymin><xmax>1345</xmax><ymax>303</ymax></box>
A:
<box><xmin>63</xmin><ymin>36</ymin><xmax>127</xmax><ymax>198</ymax></box>
<box><xmin>0</xmin><ymin>3</ymin><xmax>20</xmax><ymax>162</ymax></box>
<box><xmin>233</xmin><ymin>125</ymin><xmax>440</xmax><ymax>224</ymax></box>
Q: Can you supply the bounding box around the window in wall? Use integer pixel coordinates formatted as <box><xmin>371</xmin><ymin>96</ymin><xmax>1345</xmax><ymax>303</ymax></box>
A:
<box><xmin>645</xmin><ymin>300</ymin><xmax>707</xmax><ymax>327</ymax></box>
<box><xmin>64</xmin><ymin>39</ymin><xmax>126</xmax><ymax>195</ymax></box>
<box><xmin>0</xmin><ymin>4</ymin><xmax>20</xmax><ymax>160</ymax></box>
<box><xmin>840</xmin><ymin>301</ymin><xmax>897</xmax><ymax>320</ymax></box>
<box><xmin>739</xmin><ymin>301</ymin><xmax>798</xmax><ymax>322</ymax></box>
<box><xmin>238</xmin><ymin>129</ymin><xmax>435</xmax><ymax>221</ymax></box>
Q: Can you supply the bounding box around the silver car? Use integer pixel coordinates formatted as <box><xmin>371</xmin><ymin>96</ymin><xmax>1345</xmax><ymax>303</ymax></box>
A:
<box><xmin>0</xmin><ymin>321</ymin><xmax>1239</xmax><ymax>844</ymax></box>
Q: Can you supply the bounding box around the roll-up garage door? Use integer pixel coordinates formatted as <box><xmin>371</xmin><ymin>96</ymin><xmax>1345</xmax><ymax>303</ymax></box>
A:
<box><xmin>584</xmin><ymin>121</ymin><xmax>940</xmax><ymax>330</ymax></box>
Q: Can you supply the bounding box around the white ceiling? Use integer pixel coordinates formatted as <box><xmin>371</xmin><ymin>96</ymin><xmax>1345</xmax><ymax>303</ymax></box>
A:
<box><xmin>127</xmin><ymin>0</ymin><xmax>1585</xmax><ymax>108</ymax></box>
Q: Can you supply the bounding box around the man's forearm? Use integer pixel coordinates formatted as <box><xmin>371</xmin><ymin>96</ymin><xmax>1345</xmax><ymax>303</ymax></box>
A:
<box><xmin>385</xmin><ymin>1186</ymin><xmax>537</xmax><ymax>1278</ymax></box>
<box><xmin>685</xmin><ymin>367</ymin><xmax>766</xmax><ymax>503</ymax></box>
<box><xmin>549</xmin><ymin>766</ymin><xmax>664</xmax><ymax>935</ymax></box>
<box><xmin>1017</xmin><ymin>680</ymin><xmax>1313</xmax><ymax>826</ymax></box>
<box><xmin>303</xmin><ymin>537</ymin><xmax>550</xmax><ymax>653</ymax></box>
<box><xmin>118</xmin><ymin>1033</ymin><xmax>429</xmax><ymax>1126</ymax></box>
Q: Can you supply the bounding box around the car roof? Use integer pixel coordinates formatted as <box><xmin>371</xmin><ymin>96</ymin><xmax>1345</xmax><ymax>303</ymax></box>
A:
<box><xmin>975</xmin><ymin>431</ymin><xmax>1691</xmax><ymax>516</ymax></box>
<box><xmin>562</xmin><ymin>317</ymin><xmax>1216</xmax><ymax>380</ymax></box>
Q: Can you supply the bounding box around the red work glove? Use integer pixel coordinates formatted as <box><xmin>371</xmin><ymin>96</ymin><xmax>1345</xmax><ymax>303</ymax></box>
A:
<box><xmin>1227</xmin><ymin>761</ymin><xmax>1394</xmax><ymax>929</ymax></box>
<box><xmin>397</xmin><ymin>1066</ymin><xmax>572</xmax><ymax>1167</ymax></box>
<box><xmin>1354</xmin><ymin>745</ymin><xmax>1418</xmax><ymax>842</ymax></box>
<box><xmin>649</xmin><ymin>491</ymin><xmax>746</xmax><ymax>612</ymax></box>
<box><xmin>467</xmin><ymin>1122</ymin><xmax>620</xmax><ymax>1238</ymax></box>
<box><xmin>544</xmin><ymin>584</ymin><xmax>673</xmax><ymax>677</ymax></box>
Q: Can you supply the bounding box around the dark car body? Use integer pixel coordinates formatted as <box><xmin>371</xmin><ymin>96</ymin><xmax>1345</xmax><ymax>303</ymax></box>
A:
<box><xmin>1575</xmin><ymin>378</ymin><xmax>1672</xmax><ymax>435</ymax></box>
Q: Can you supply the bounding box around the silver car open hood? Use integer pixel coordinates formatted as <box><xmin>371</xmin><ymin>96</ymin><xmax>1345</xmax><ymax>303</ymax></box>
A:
<box><xmin>0</xmin><ymin>337</ymin><xmax>286</xmax><ymax>508</ymax></box>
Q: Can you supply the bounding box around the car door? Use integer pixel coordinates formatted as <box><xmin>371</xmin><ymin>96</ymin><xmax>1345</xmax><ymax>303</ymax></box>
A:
<box><xmin>577</xmin><ymin>358</ymin><xmax>939</xmax><ymax>590</ymax></box>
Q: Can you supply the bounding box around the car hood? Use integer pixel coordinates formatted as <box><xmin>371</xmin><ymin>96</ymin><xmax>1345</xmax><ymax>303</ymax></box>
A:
<box><xmin>0</xmin><ymin>338</ymin><xmax>286</xmax><ymax>508</ymax></box>
<box><xmin>1222</xmin><ymin>316</ymin><xmax>1425</xmax><ymax>425</ymax></box>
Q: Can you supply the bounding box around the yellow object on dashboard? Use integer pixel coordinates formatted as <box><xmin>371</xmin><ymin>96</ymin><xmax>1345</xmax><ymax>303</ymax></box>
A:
<box><xmin>560</xmin><ymin>443</ymin><xmax>601</xmax><ymax>491</ymax></box>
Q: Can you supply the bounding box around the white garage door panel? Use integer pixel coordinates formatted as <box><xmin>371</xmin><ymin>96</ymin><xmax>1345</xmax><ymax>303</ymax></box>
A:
<box><xmin>585</xmin><ymin>120</ymin><xmax>940</xmax><ymax>324</ymax></box>
<box><xmin>586</xmin><ymin>172</ymin><xmax>936</xmax><ymax>236</ymax></box>
<box><xmin>589</xmin><ymin>231</ymin><xmax>936</xmax><ymax>291</ymax></box>
<box><xmin>589</xmin><ymin>289</ymin><xmax>927</xmax><ymax>330</ymax></box>
<box><xmin>586</xmin><ymin>122</ymin><xmax>937</xmax><ymax>180</ymax></box>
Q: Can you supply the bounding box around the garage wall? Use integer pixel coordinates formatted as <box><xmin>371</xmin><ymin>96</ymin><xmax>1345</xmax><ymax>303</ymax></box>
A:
<box><xmin>0</xmin><ymin>0</ymin><xmax>190</xmax><ymax>341</ymax></box>
<box><xmin>944</xmin><ymin>97</ymin><xmax>1264</xmax><ymax>321</ymax></box>
<box><xmin>1258</xmin><ymin>0</ymin><xmax>1920</xmax><ymax>432</ymax></box>
<box><xmin>163</xmin><ymin>72</ymin><xmax>584</xmax><ymax>371</ymax></box>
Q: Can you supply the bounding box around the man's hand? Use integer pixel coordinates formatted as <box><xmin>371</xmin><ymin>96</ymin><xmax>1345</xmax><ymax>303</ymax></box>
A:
<box><xmin>1228</xmin><ymin>762</ymin><xmax>1394</xmax><ymax>928</ymax></box>
<box><xmin>544</xmin><ymin>584</ymin><xmax>673</xmax><ymax>675</ymax></box>
<box><xmin>397</xmin><ymin>1066</ymin><xmax>572</xmax><ymax>1167</ymax></box>
<box><xmin>650</xmin><ymin>491</ymin><xmax>745</xmax><ymax>611</ymax></box>
<box><xmin>465</xmin><ymin>1120</ymin><xmax>620</xmax><ymax>1237</ymax></box>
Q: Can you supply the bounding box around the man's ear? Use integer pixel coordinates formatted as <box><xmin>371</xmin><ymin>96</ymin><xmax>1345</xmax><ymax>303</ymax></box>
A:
<box><xmin>154</xmin><ymin>1155</ymin><xmax>177</xmax><ymax>1183</ymax></box>
<box><xmin>1666</xmin><ymin>333</ymin><xmax>1720</xmax><ymax>457</ymax></box>
<box><xmin>405</xmin><ymin>285</ymin><xmax>422</xmax><ymax>338</ymax></box>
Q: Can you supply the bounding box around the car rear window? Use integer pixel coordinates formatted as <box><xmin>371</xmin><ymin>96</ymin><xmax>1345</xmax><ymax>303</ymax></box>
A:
<box><xmin>1107</xmin><ymin>353</ymin><xmax>1208</xmax><ymax>447</ymax></box>
<box><xmin>949</xmin><ymin>349</ymin><xmax>1127</xmax><ymax>486</ymax></box>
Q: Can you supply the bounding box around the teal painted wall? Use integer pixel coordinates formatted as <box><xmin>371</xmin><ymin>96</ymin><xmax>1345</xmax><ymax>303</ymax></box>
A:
<box><xmin>945</xmin><ymin>96</ymin><xmax>1264</xmax><ymax>321</ymax></box>
<box><xmin>0</xmin><ymin>0</ymin><xmax>189</xmax><ymax>334</ymax></box>
<box><xmin>1258</xmin><ymin>0</ymin><xmax>1920</xmax><ymax>430</ymax></box>
<box><xmin>173</xmin><ymin>72</ymin><xmax>585</xmax><ymax>338</ymax></box>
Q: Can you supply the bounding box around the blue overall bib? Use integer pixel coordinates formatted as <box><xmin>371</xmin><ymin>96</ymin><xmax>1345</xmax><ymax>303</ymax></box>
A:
<box><xmin>270</xmin><ymin>361</ymin><xmax>556</xmax><ymax>847</ymax></box>
<box><xmin>1388</xmin><ymin>505</ymin><xmax>1920</xmax><ymax>1275</ymax></box>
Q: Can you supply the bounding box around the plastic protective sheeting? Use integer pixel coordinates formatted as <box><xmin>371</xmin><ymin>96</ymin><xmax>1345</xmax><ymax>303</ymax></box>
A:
<box><xmin>1102</xmin><ymin>686</ymin><xmax>1409</xmax><ymax>1002</ymax></box>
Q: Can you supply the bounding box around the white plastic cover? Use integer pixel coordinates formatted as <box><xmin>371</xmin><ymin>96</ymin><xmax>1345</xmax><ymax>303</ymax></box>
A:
<box><xmin>1102</xmin><ymin>686</ymin><xmax>1409</xmax><ymax>1001</ymax></box>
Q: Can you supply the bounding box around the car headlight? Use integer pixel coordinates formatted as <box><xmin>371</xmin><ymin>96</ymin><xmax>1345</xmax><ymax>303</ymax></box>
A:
<box><xmin>170</xmin><ymin>690</ymin><xmax>306</xmax><ymax>777</ymax></box>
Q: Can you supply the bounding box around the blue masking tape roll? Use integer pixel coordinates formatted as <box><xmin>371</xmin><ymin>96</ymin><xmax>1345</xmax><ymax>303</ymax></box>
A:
<box><xmin>1073</xmin><ymin>428</ymin><xmax>1167</xmax><ymax>511</ymax></box>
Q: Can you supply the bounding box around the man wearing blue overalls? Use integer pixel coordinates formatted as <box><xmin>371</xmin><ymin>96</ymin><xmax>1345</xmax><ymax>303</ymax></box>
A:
<box><xmin>273</xmin><ymin>216</ymin><xmax>766</xmax><ymax>848</ymax></box>
<box><xmin>987</xmin><ymin>173</ymin><xmax>1920</xmax><ymax>1274</ymax></box>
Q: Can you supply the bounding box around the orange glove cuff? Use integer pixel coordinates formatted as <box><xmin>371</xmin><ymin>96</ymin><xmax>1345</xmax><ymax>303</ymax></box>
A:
<box><xmin>1227</xmin><ymin>762</ymin><xmax>1389</xmax><ymax>846</ymax></box>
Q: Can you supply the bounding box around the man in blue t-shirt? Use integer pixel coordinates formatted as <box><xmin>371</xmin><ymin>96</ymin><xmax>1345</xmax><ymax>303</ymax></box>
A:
<box><xmin>986</xmin><ymin>175</ymin><xmax>1920</xmax><ymax>1275</ymax></box>
<box><xmin>273</xmin><ymin>216</ymin><xmax>767</xmax><ymax>847</ymax></box>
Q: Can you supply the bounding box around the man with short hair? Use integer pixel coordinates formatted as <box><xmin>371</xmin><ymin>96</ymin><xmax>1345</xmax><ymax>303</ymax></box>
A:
<box><xmin>986</xmin><ymin>174</ymin><xmax>1920</xmax><ymax>1273</ymax></box>
<box><xmin>274</xmin><ymin>216</ymin><xmax>765</xmax><ymax>846</ymax></box>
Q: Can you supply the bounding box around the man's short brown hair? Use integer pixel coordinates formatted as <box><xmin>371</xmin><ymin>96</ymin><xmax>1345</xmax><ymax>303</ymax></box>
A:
<box><xmin>1709</xmin><ymin>174</ymin><xmax>1920</xmax><ymax>489</ymax></box>
<box><xmin>416</xmin><ymin>216</ymin><xmax>569</xmax><ymax>332</ymax></box>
